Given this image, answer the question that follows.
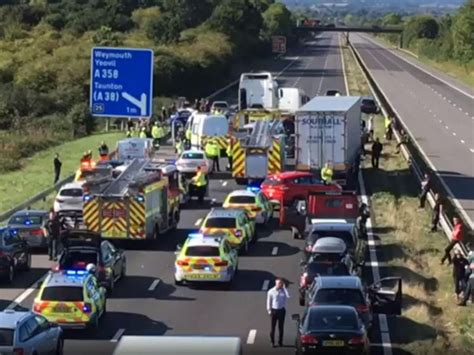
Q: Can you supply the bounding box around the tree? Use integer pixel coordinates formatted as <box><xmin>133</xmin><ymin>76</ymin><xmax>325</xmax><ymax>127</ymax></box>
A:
<box><xmin>262</xmin><ymin>2</ymin><xmax>293</xmax><ymax>39</ymax></box>
<box><xmin>382</xmin><ymin>13</ymin><xmax>402</xmax><ymax>26</ymax></box>
<box><xmin>452</xmin><ymin>1</ymin><xmax>474</xmax><ymax>64</ymax></box>
<box><xmin>404</xmin><ymin>15</ymin><xmax>439</xmax><ymax>46</ymax></box>
<box><xmin>147</xmin><ymin>12</ymin><xmax>183</xmax><ymax>43</ymax></box>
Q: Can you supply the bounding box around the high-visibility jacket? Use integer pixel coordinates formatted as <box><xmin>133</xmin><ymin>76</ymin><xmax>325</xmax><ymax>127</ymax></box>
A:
<box><xmin>176</xmin><ymin>140</ymin><xmax>184</xmax><ymax>155</ymax></box>
<box><xmin>158</xmin><ymin>126</ymin><xmax>165</xmax><ymax>138</ymax></box>
<box><xmin>205</xmin><ymin>142</ymin><xmax>219</xmax><ymax>158</ymax></box>
<box><xmin>321</xmin><ymin>166</ymin><xmax>333</xmax><ymax>183</ymax></box>
<box><xmin>126</xmin><ymin>130</ymin><xmax>132</xmax><ymax>138</ymax></box>
<box><xmin>384</xmin><ymin>116</ymin><xmax>391</xmax><ymax>128</ymax></box>
<box><xmin>152</xmin><ymin>126</ymin><xmax>160</xmax><ymax>139</ymax></box>
<box><xmin>98</xmin><ymin>145</ymin><xmax>109</xmax><ymax>156</ymax></box>
<box><xmin>226</xmin><ymin>142</ymin><xmax>232</xmax><ymax>157</ymax></box>
<box><xmin>185</xmin><ymin>129</ymin><xmax>192</xmax><ymax>141</ymax></box>
<box><xmin>192</xmin><ymin>171</ymin><xmax>207</xmax><ymax>187</ymax></box>
<box><xmin>139</xmin><ymin>131</ymin><xmax>147</xmax><ymax>139</ymax></box>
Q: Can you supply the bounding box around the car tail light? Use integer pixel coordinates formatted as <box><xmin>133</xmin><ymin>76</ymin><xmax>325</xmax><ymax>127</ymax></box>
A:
<box><xmin>83</xmin><ymin>302</ymin><xmax>92</xmax><ymax>313</ymax></box>
<box><xmin>52</xmin><ymin>264</ymin><xmax>60</xmax><ymax>272</ymax></box>
<box><xmin>98</xmin><ymin>265</ymin><xmax>106</xmax><ymax>274</ymax></box>
<box><xmin>356</xmin><ymin>304</ymin><xmax>369</xmax><ymax>312</ymax></box>
<box><xmin>251</xmin><ymin>206</ymin><xmax>261</xmax><ymax>212</ymax></box>
<box><xmin>280</xmin><ymin>186</ymin><xmax>289</xmax><ymax>191</ymax></box>
<box><xmin>30</xmin><ymin>229</ymin><xmax>44</xmax><ymax>236</ymax></box>
<box><xmin>177</xmin><ymin>260</ymin><xmax>189</xmax><ymax>266</ymax></box>
<box><xmin>0</xmin><ymin>251</ymin><xmax>5</xmax><ymax>257</ymax></box>
<box><xmin>214</xmin><ymin>260</ymin><xmax>229</xmax><ymax>267</ymax></box>
<box><xmin>305</xmin><ymin>245</ymin><xmax>313</xmax><ymax>252</ymax></box>
<box><xmin>348</xmin><ymin>335</ymin><xmax>365</xmax><ymax>345</ymax></box>
<box><xmin>300</xmin><ymin>272</ymin><xmax>309</xmax><ymax>287</ymax></box>
<box><xmin>13</xmin><ymin>348</ymin><xmax>24</xmax><ymax>355</ymax></box>
<box><xmin>33</xmin><ymin>302</ymin><xmax>46</xmax><ymax>313</ymax></box>
<box><xmin>300</xmin><ymin>335</ymin><xmax>318</xmax><ymax>344</ymax></box>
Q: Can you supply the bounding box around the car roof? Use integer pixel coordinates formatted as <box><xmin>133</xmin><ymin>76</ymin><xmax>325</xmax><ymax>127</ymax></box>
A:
<box><xmin>313</xmin><ymin>237</ymin><xmax>347</xmax><ymax>253</ymax></box>
<box><xmin>310</xmin><ymin>221</ymin><xmax>354</xmax><ymax>230</ymax></box>
<box><xmin>227</xmin><ymin>190</ymin><xmax>256</xmax><ymax>198</ymax></box>
<box><xmin>272</xmin><ymin>171</ymin><xmax>313</xmax><ymax>180</ymax></box>
<box><xmin>0</xmin><ymin>310</ymin><xmax>31</xmax><ymax>328</ymax></box>
<box><xmin>317</xmin><ymin>276</ymin><xmax>362</xmax><ymax>289</ymax></box>
<box><xmin>61</xmin><ymin>182</ymin><xmax>83</xmax><ymax>190</ymax></box>
<box><xmin>206</xmin><ymin>208</ymin><xmax>245</xmax><ymax>218</ymax></box>
<box><xmin>11</xmin><ymin>210</ymin><xmax>48</xmax><ymax>217</ymax></box>
<box><xmin>44</xmin><ymin>272</ymin><xmax>88</xmax><ymax>287</ymax></box>
<box><xmin>185</xmin><ymin>234</ymin><xmax>224</xmax><ymax>248</ymax></box>
<box><xmin>308</xmin><ymin>305</ymin><xmax>358</xmax><ymax>316</ymax></box>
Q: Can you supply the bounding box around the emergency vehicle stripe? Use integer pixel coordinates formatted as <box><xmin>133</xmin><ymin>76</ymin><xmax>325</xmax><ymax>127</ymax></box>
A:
<box><xmin>83</xmin><ymin>199</ymin><xmax>100</xmax><ymax>232</ymax></box>
<box><xmin>129</xmin><ymin>200</ymin><xmax>146</xmax><ymax>239</ymax></box>
<box><xmin>268</xmin><ymin>139</ymin><xmax>281</xmax><ymax>173</ymax></box>
<box><xmin>232</xmin><ymin>139</ymin><xmax>245</xmax><ymax>178</ymax></box>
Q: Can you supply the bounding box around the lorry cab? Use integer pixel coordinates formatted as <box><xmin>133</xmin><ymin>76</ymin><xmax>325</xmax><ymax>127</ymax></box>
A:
<box><xmin>239</xmin><ymin>72</ymin><xmax>278</xmax><ymax>110</ymax></box>
<box><xmin>278</xmin><ymin>87</ymin><xmax>309</xmax><ymax>113</ymax></box>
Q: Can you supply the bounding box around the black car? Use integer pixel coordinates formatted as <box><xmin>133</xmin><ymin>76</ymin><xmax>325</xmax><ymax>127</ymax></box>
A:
<box><xmin>293</xmin><ymin>305</ymin><xmax>370</xmax><ymax>355</ymax></box>
<box><xmin>325</xmin><ymin>90</ymin><xmax>341</xmax><ymax>96</ymax></box>
<box><xmin>8</xmin><ymin>210</ymin><xmax>49</xmax><ymax>248</ymax></box>
<box><xmin>361</xmin><ymin>97</ymin><xmax>379</xmax><ymax>114</ymax></box>
<box><xmin>0</xmin><ymin>227</ymin><xmax>31</xmax><ymax>283</ymax></box>
<box><xmin>54</xmin><ymin>230</ymin><xmax>126</xmax><ymax>292</ymax></box>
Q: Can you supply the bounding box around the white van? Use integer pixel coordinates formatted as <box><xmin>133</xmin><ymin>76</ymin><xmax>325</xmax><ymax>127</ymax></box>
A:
<box><xmin>113</xmin><ymin>336</ymin><xmax>243</xmax><ymax>355</ymax></box>
<box><xmin>278</xmin><ymin>87</ymin><xmax>309</xmax><ymax>113</ymax></box>
<box><xmin>239</xmin><ymin>72</ymin><xmax>279</xmax><ymax>110</ymax></box>
<box><xmin>191</xmin><ymin>114</ymin><xmax>229</xmax><ymax>150</ymax></box>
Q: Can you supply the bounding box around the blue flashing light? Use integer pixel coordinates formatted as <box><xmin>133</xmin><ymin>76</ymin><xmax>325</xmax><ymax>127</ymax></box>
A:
<box><xmin>136</xmin><ymin>195</ymin><xmax>145</xmax><ymax>203</ymax></box>
<box><xmin>24</xmin><ymin>220</ymin><xmax>33</xmax><ymax>226</ymax></box>
<box><xmin>65</xmin><ymin>270</ymin><xmax>87</xmax><ymax>277</ymax></box>
<box><xmin>246</xmin><ymin>186</ymin><xmax>261</xmax><ymax>193</ymax></box>
<box><xmin>83</xmin><ymin>303</ymin><xmax>91</xmax><ymax>313</ymax></box>
<box><xmin>11</xmin><ymin>229</ymin><xmax>18</xmax><ymax>236</ymax></box>
<box><xmin>83</xmin><ymin>195</ymin><xmax>92</xmax><ymax>202</ymax></box>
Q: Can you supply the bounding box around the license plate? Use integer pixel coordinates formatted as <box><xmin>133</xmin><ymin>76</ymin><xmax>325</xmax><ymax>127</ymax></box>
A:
<box><xmin>193</xmin><ymin>265</ymin><xmax>210</xmax><ymax>270</ymax></box>
<box><xmin>186</xmin><ymin>273</ymin><xmax>219</xmax><ymax>280</ymax></box>
<box><xmin>53</xmin><ymin>305</ymin><xmax>71</xmax><ymax>313</ymax></box>
<box><xmin>322</xmin><ymin>340</ymin><xmax>344</xmax><ymax>347</ymax></box>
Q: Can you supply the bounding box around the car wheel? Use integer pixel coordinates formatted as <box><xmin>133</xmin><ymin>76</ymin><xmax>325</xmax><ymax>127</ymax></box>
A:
<box><xmin>174</xmin><ymin>278</ymin><xmax>183</xmax><ymax>286</ymax></box>
<box><xmin>240</xmin><ymin>239</ymin><xmax>249</xmax><ymax>255</ymax></box>
<box><xmin>6</xmin><ymin>264</ymin><xmax>14</xmax><ymax>283</ymax></box>
<box><xmin>121</xmin><ymin>261</ymin><xmax>127</xmax><ymax>279</ymax></box>
<box><xmin>299</xmin><ymin>297</ymin><xmax>305</xmax><ymax>306</ymax></box>
<box><xmin>107</xmin><ymin>275</ymin><xmax>114</xmax><ymax>294</ymax></box>
<box><xmin>55</xmin><ymin>337</ymin><xmax>64</xmax><ymax>355</ymax></box>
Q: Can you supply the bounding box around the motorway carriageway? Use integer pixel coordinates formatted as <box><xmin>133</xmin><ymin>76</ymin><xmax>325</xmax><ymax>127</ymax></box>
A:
<box><xmin>1</xmin><ymin>32</ymin><xmax>392</xmax><ymax>355</ymax></box>
<box><xmin>350</xmin><ymin>34</ymin><xmax>474</xmax><ymax>230</ymax></box>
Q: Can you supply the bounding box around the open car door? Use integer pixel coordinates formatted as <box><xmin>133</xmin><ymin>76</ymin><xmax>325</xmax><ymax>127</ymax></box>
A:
<box><xmin>62</xmin><ymin>230</ymin><xmax>102</xmax><ymax>249</ymax></box>
<box><xmin>280</xmin><ymin>200</ymin><xmax>307</xmax><ymax>238</ymax></box>
<box><xmin>307</xmin><ymin>191</ymin><xmax>359</xmax><ymax>220</ymax></box>
<box><xmin>368</xmin><ymin>277</ymin><xmax>402</xmax><ymax>315</ymax></box>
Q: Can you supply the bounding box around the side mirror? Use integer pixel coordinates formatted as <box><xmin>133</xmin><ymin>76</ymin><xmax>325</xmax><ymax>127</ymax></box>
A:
<box><xmin>176</xmin><ymin>244</ymin><xmax>182</xmax><ymax>251</ymax></box>
<box><xmin>296</xmin><ymin>200</ymin><xmax>307</xmax><ymax>216</ymax></box>
<box><xmin>291</xmin><ymin>314</ymin><xmax>300</xmax><ymax>322</ymax></box>
<box><xmin>99</xmin><ymin>285</ymin><xmax>108</xmax><ymax>293</ymax></box>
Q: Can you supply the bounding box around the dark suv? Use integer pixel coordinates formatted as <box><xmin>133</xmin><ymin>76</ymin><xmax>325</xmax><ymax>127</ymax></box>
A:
<box><xmin>0</xmin><ymin>227</ymin><xmax>30</xmax><ymax>283</ymax></box>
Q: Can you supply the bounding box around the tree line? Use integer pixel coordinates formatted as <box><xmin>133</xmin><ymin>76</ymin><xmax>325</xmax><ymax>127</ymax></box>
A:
<box><xmin>0</xmin><ymin>0</ymin><xmax>294</xmax><ymax>172</ymax></box>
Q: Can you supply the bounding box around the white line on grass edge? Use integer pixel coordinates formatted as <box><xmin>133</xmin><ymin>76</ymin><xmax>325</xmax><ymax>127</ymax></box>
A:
<box><xmin>340</xmin><ymin>33</ymin><xmax>393</xmax><ymax>355</ymax></box>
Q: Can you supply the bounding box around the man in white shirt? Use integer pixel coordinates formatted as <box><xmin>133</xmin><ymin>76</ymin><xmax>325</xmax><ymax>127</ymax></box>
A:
<box><xmin>266</xmin><ymin>278</ymin><xmax>290</xmax><ymax>347</ymax></box>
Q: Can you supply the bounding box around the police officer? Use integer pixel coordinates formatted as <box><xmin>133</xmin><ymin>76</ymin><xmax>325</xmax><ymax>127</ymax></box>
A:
<box><xmin>152</xmin><ymin>121</ymin><xmax>160</xmax><ymax>145</ymax></box>
<box><xmin>205</xmin><ymin>139</ymin><xmax>220</xmax><ymax>173</ymax></box>
<box><xmin>98</xmin><ymin>141</ymin><xmax>109</xmax><ymax>160</ymax></box>
<box><xmin>321</xmin><ymin>162</ymin><xmax>333</xmax><ymax>184</ymax></box>
<box><xmin>226</xmin><ymin>138</ymin><xmax>232</xmax><ymax>171</ymax></box>
<box><xmin>191</xmin><ymin>166</ymin><xmax>207</xmax><ymax>204</ymax></box>
<box><xmin>139</xmin><ymin>127</ymin><xmax>148</xmax><ymax>138</ymax></box>
<box><xmin>176</xmin><ymin>138</ymin><xmax>185</xmax><ymax>156</ymax></box>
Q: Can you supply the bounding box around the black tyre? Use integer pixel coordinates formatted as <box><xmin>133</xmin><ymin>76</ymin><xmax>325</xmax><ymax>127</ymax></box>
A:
<box><xmin>55</xmin><ymin>337</ymin><xmax>64</xmax><ymax>355</ymax></box>
<box><xmin>121</xmin><ymin>260</ymin><xmax>127</xmax><ymax>279</ymax></box>
<box><xmin>239</xmin><ymin>239</ymin><xmax>249</xmax><ymax>255</ymax></box>
<box><xmin>299</xmin><ymin>297</ymin><xmax>305</xmax><ymax>306</ymax></box>
<box><xmin>174</xmin><ymin>278</ymin><xmax>183</xmax><ymax>286</ymax></box>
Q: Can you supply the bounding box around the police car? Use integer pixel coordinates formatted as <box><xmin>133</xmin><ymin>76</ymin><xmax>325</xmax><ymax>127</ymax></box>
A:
<box><xmin>200</xmin><ymin>208</ymin><xmax>256</xmax><ymax>254</ymax></box>
<box><xmin>222</xmin><ymin>188</ymin><xmax>273</xmax><ymax>224</ymax></box>
<box><xmin>174</xmin><ymin>233</ymin><xmax>238</xmax><ymax>286</ymax></box>
<box><xmin>33</xmin><ymin>265</ymin><xmax>106</xmax><ymax>329</ymax></box>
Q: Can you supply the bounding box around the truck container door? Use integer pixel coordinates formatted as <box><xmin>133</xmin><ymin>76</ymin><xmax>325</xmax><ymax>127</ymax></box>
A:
<box><xmin>321</xmin><ymin>113</ymin><xmax>345</xmax><ymax>167</ymax></box>
<box><xmin>296</xmin><ymin>114</ymin><xmax>322</xmax><ymax>170</ymax></box>
<box><xmin>245</xmin><ymin>150</ymin><xmax>268</xmax><ymax>180</ymax></box>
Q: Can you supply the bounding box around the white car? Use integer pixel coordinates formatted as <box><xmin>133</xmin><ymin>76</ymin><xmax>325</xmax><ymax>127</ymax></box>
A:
<box><xmin>176</xmin><ymin>150</ymin><xmax>209</xmax><ymax>175</ymax></box>
<box><xmin>53</xmin><ymin>182</ymin><xmax>84</xmax><ymax>213</ymax></box>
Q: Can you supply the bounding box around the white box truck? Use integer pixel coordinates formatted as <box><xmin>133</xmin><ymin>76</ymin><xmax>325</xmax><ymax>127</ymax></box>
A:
<box><xmin>295</xmin><ymin>96</ymin><xmax>362</xmax><ymax>186</ymax></box>
<box><xmin>278</xmin><ymin>87</ymin><xmax>309</xmax><ymax>113</ymax></box>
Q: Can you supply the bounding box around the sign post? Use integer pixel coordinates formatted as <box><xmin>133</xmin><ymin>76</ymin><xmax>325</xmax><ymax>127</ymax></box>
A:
<box><xmin>90</xmin><ymin>47</ymin><xmax>154</xmax><ymax>118</ymax></box>
<box><xmin>271</xmin><ymin>36</ymin><xmax>287</xmax><ymax>54</ymax></box>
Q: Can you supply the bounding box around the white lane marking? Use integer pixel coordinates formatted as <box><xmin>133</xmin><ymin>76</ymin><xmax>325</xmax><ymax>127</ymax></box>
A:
<box><xmin>339</xmin><ymin>34</ymin><xmax>350</xmax><ymax>95</ymax></box>
<box><xmin>452</xmin><ymin>132</ymin><xmax>457</xmax><ymax>136</ymax></box>
<box><xmin>316</xmin><ymin>54</ymin><xmax>330</xmax><ymax>95</ymax></box>
<box><xmin>148</xmin><ymin>279</ymin><xmax>160</xmax><ymax>291</ymax></box>
<box><xmin>222</xmin><ymin>181</ymin><xmax>228</xmax><ymax>187</ymax></box>
<box><xmin>271</xmin><ymin>247</ymin><xmax>278</xmax><ymax>256</ymax></box>
<box><xmin>262</xmin><ymin>279</ymin><xmax>270</xmax><ymax>291</ymax></box>
<box><xmin>465</xmin><ymin>112</ymin><xmax>469</xmax><ymax>116</ymax></box>
<box><xmin>461</xmin><ymin>140</ymin><xmax>465</xmax><ymax>144</ymax></box>
<box><xmin>111</xmin><ymin>328</ymin><xmax>125</xmax><ymax>343</ymax></box>
<box><xmin>459</xmin><ymin>107</ymin><xmax>463</xmax><ymax>112</ymax></box>
<box><xmin>246</xmin><ymin>329</ymin><xmax>257</xmax><ymax>344</ymax></box>
<box><xmin>7</xmin><ymin>274</ymin><xmax>48</xmax><ymax>310</ymax></box>
<box><xmin>195</xmin><ymin>218</ymin><xmax>202</xmax><ymax>226</ymax></box>
<box><xmin>445</xmin><ymin>126</ymin><xmax>449</xmax><ymax>129</ymax></box>
<box><xmin>470</xmin><ymin>148</ymin><xmax>474</xmax><ymax>153</ymax></box>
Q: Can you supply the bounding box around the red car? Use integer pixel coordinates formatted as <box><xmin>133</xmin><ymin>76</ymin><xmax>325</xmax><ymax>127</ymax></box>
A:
<box><xmin>261</xmin><ymin>171</ymin><xmax>342</xmax><ymax>207</ymax></box>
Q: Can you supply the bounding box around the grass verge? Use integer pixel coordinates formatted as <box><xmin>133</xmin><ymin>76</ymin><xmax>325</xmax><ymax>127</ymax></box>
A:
<box><xmin>341</xmin><ymin>40</ymin><xmax>474</xmax><ymax>353</ymax></box>
<box><xmin>0</xmin><ymin>131</ymin><xmax>124</xmax><ymax>213</ymax></box>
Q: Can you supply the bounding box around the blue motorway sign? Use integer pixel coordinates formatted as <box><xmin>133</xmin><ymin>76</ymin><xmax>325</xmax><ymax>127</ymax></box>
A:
<box><xmin>90</xmin><ymin>47</ymin><xmax>154</xmax><ymax>118</ymax></box>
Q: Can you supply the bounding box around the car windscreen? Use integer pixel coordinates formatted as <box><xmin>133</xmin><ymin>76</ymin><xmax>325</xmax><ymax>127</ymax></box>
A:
<box><xmin>262</xmin><ymin>177</ymin><xmax>281</xmax><ymax>186</ymax></box>
<box><xmin>9</xmin><ymin>215</ymin><xmax>43</xmax><ymax>225</ymax></box>
<box><xmin>59</xmin><ymin>188</ymin><xmax>83</xmax><ymax>197</ymax></box>
<box><xmin>307</xmin><ymin>262</ymin><xmax>349</xmax><ymax>277</ymax></box>
<box><xmin>310</xmin><ymin>231</ymin><xmax>354</xmax><ymax>249</ymax></box>
<box><xmin>185</xmin><ymin>246</ymin><xmax>220</xmax><ymax>257</ymax></box>
<box><xmin>313</xmin><ymin>288</ymin><xmax>365</xmax><ymax>306</ymax></box>
<box><xmin>60</xmin><ymin>251</ymin><xmax>99</xmax><ymax>269</ymax></box>
<box><xmin>306</xmin><ymin>310</ymin><xmax>358</xmax><ymax>331</ymax></box>
<box><xmin>229</xmin><ymin>196</ymin><xmax>255</xmax><ymax>204</ymax></box>
<box><xmin>0</xmin><ymin>329</ymin><xmax>14</xmax><ymax>346</ymax></box>
<box><xmin>182</xmin><ymin>152</ymin><xmax>204</xmax><ymax>160</ymax></box>
<box><xmin>205</xmin><ymin>217</ymin><xmax>236</xmax><ymax>229</ymax></box>
<box><xmin>213</xmin><ymin>103</ymin><xmax>228</xmax><ymax>109</ymax></box>
<box><xmin>41</xmin><ymin>286</ymin><xmax>84</xmax><ymax>301</ymax></box>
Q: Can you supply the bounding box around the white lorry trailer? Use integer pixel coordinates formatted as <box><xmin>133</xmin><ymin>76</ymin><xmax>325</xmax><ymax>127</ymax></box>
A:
<box><xmin>295</xmin><ymin>96</ymin><xmax>362</xmax><ymax>187</ymax></box>
<box><xmin>278</xmin><ymin>87</ymin><xmax>309</xmax><ymax>113</ymax></box>
<box><xmin>238</xmin><ymin>72</ymin><xmax>279</xmax><ymax>110</ymax></box>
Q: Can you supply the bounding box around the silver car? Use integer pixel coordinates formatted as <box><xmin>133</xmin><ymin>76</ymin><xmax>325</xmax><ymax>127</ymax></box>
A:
<box><xmin>0</xmin><ymin>309</ymin><xmax>63</xmax><ymax>355</ymax></box>
<box><xmin>7</xmin><ymin>210</ymin><xmax>49</xmax><ymax>248</ymax></box>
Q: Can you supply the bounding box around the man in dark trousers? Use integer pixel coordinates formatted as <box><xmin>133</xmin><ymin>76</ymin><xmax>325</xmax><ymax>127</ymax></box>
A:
<box><xmin>441</xmin><ymin>217</ymin><xmax>464</xmax><ymax>265</ymax></box>
<box><xmin>452</xmin><ymin>250</ymin><xmax>469</xmax><ymax>301</ymax></box>
<box><xmin>47</xmin><ymin>209</ymin><xmax>61</xmax><ymax>261</ymax></box>
<box><xmin>266</xmin><ymin>278</ymin><xmax>290</xmax><ymax>347</ymax></box>
<box><xmin>371</xmin><ymin>138</ymin><xmax>383</xmax><ymax>168</ymax></box>
<box><xmin>431</xmin><ymin>193</ymin><xmax>442</xmax><ymax>232</ymax></box>
<box><xmin>419</xmin><ymin>173</ymin><xmax>431</xmax><ymax>208</ymax></box>
<box><xmin>53</xmin><ymin>153</ymin><xmax>62</xmax><ymax>184</ymax></box>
